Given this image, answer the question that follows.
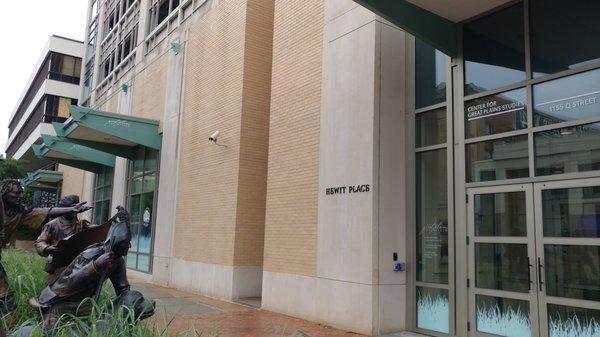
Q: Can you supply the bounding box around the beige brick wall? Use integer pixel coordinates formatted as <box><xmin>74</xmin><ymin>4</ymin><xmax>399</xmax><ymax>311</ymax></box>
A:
<box><xmin>58</xmin><ymin>164</ymin><xmax>85</xmax><ymax>200</ymax></box>
<box><xmin>173</xmin><ymin>0</ymin><xmax>249</xmax><ymax>266</ymax></box>
<box><xmin>131</xmin><ymin>53</ymin><xmax>168</xmax><ymax>122</ymax></box>
<box><xmin>263</xmin><ymin>0</ymin><xmax>324</xmax><ymax>276</ymax></box>
<box><xmin>232</xmin><ymin>0</ymin><xmax>275</xmax><ymax>267</ymax></box>
<box><xmin>98</xmin><ymin>93</ymin><xmax>120</xmax><ymax>113</ymax></box>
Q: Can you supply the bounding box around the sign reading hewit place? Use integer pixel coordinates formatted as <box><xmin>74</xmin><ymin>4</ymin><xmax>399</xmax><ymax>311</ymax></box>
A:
<box><xmin>325</xmin><ymin>184</ymin><xmax>370</xmax><ymax>196</ymax></box>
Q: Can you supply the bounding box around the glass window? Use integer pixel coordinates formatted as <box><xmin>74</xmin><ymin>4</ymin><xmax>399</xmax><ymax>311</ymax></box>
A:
<box><xmin>547</xmin><ymin>304</ymin><xmax>600</xmax><ymax>337</ymax></box>
<box><xmin>127</xmin><ymin>147</ymin><xmax>159</xmax><ymax>273</ymax></box>
<box><xmin>417</xmin><ymin>287</ymin><xmax>449</xmax><ymax>333</ymax></box>
<box><xmin>93</xmin><ymin>167</ymin><xmax>113</xmax><ymax>224</ymax></box>
<box><xmin>531</xmin><ymin>0</ymin><xmax>600</xmax><ymax>78</ymax></box>
<box><xmin>474</xmin><ymin>192</ymin><xmax>527</xmax><ymax>237</ymax></box>
<box><xmin>465</xmin><ymin>88</ymin><xmax>527</xmax><ymax>138</ymax></box>
<box><xmin>475</xmin><ymin>243</ymin><xmax>529</xmax><ymax>292</ymax></box>
<box><xmin>463</xmin><ymin>3</ymin><xmax>526</xmax><ymax>95</ymax></box>
<box><xmin>535</xmin><ymin>123</ymin><xmax>600</xmax><ymax>176</ymax></box>
<box><xmin>533</xmin><ymin>68</ymin><xmax>600</xmax><ymax>126</ymax></box>
<box><xmin>475</xmin><ymin>295</ymin><xmax>531</xmax><ymax>337</ymax></box>
<box><xmin>416</xmin><ymin>149</ymin><xmax>448</xmax><ymax>284</ymax></box>
<box><xmin>545</xmin><ymin>245</ymin><xmax>600</xmax><ymax>301</ymax></box>
<box><xmin>466</xmin><ymin>135</ymin><xmax>529</xmax><ymax>183</ymax></box>
<box><xmin>542</xmin><ymin>186</ymin><xmax>600</xmax><ymax>238</ymax></box>
<box><xmin>416</xmin><ymin>39</ymin><xmax>446</xmax><ymax>109</ymax></box>
<box><xmin>416</xmin><ymin>108</ymin><xmax>446</xmax><ymax>147</ymax></box>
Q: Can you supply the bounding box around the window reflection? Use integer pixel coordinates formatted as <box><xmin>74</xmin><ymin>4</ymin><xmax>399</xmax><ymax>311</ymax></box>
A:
<box><xmin>535</xmin><ymin>123</ymin><xmax>600</xmax><ymax>176</ymax></box>
<box><xmin>416</xmin><ymin>108</ymin><xmax>446</xmax><ymax>147</ymax></box>
<box><xmin>533</xmin><ymin>68</ymin><xmax>600</xmax><ymax>127</ymax></box>
<box><xmin>531</xmin><ymin>0</ymin><xmax>600</xmax><ymax>78</ymax></box>
<box><xmin>545</xmin><ymin>245</ymin><xmax>600</xmax><ymax>302</ymax></box>
<box><xmin>416</xmin><ymin>39</ymin><xmax>446</xmax><ymax>109</ymax></box>
<box><xmin>542</xmin><ymin>187</ymin><xmax>600</xmax><ymax>238</ymax></box>
<box><xmin>466</xmin><ymin>88</ymin><xmax>527</xmax><ymax>138</ymax></box>
<box><xmin>416</xmin><ymin>149</ymin><xmax>448</xmax><ymax>284</ymax></box>
<box><xmin>464</xmin><ymin>3</ymin><xmax>526</xmax><ymax>95</ymax></box>
<box><xmin>475</xmin><ymin>192</ymin><xmax>527</xmax><ymax>237</ymax></box>
<box><xmin>466</xmin><ymin>135</ymin><xmax>529</xmax><ymax>183</ymax></box>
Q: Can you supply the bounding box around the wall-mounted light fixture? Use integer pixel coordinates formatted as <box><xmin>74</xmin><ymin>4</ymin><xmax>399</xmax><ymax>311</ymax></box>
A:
<box><xmin>120</xmin><ymin>83</ymin><xmax>129</xmax><ymax>93</ymax></box>
<box><xmin>170</xmin><ymin>41</ymin><xmax>181</xmax><ymax>55</ymax></box>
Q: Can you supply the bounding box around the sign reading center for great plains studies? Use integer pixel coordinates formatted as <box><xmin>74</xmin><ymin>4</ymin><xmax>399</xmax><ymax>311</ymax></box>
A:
<box><xmin>325</xmin><ymin>184</ymin><xmax>370</xmax><ymax>196</ymax></box>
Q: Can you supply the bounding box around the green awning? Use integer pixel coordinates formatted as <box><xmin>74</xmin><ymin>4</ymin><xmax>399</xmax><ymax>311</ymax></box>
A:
<box><xmin>53</xmin><ymin>105</ymin><xmax>161</xmax><ymax>159</ymax></box>
<box><xmin>32</xmin><ymin>134</ymin><xmax>116</xmax><ymax>173</ymax></box>
<box><xmin>353</xmin><ymin>0</ymin><xmax>457</xmax><ymax>57</ymax></box>
<box><xmin>21</xmin><ymin>170</ymin><xmax>63</xmax><ymax>189</ymax></box>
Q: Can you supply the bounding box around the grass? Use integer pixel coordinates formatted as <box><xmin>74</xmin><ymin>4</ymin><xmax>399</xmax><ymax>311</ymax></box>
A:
<box><xmin>0</xmin><ymin>249</ymin><xmax>204</xmax><ymax>337</ymax></box>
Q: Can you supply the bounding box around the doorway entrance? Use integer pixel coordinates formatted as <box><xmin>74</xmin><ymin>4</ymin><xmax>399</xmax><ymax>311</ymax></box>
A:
<box><xmin>466</xmin><ymin>179</ymin><xmax>600</xmax><ymax>337</ymax></box>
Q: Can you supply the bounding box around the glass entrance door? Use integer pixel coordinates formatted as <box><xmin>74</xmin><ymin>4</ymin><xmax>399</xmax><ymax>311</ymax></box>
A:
<box><xmin>467</xmin><ymin>180</ymin><xmax>600</xmax><ymax>337</ymax></box>
<box><xmin>534</xmin><ymin>179</ymin><xmax>600</xmax><ymax>337</ymax></box>
<box><xmin>468</xmin><ymin>184</ymin><xmax>538</xmax><ymax>337</ymax></box>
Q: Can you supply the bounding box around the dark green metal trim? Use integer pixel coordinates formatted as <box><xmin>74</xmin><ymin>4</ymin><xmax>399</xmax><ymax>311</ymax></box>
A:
<box><xmin>30</xmin><ymin>170</ymin><xmax>63</xmax><ymax>183</ymax></box>
<box><xmin>22</xmin><ymin>170</ymin><xmax>63</xmax><ymax>189</ymax></box>
<box><xmin>32</xmin><ymin>144</ymin><xmax>107</xmax><ymax>174</ymax></box>
<box><xmin>353</xmin><ymin>0</ymin><xmax>457</xmax><ymax>57</ymax></box>
<box><xmin>40</xmin><ymin>134</ymin><xmax>116</xmax><ymax>167</ymax></box>
<box><xmin>53</xmin><ymin>123</ymin><xmax>139</xmax><ymax>159</ymax></box>
<box><xmin>63</xmin><ymin>105</ymin><xmax>162</xmax><ymax>150</ymax></box>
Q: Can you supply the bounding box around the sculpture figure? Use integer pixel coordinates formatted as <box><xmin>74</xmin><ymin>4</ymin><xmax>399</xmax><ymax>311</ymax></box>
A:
<box><xmin>27</xmin><ymin>206</ymin><xmax>155</xmax><ymax>333</ymax></box>
<box><xmin>34</xmin><ymin>194</ymin><xmax>95</xmax><ymax>284</ymax></box>
<box><xmin>0</xmin><ymin>180</ymin><xmax>91</xmax><ymax>317</ymax></box>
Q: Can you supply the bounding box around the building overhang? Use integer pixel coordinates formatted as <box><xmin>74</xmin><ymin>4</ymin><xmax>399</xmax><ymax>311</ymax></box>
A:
<box><xmin>32</xmin><ymin>134</ymin><xmax>116</xmax><ymax>173</ymax></box>
<box><xmin>21</xmin><ymin>169</ymin><xmax>63</xmax><ymax>190</ymax></box>
<box><xmin>53</xmin><ymin>105</ymin><xmax>161</xmax><ymax>159</ymax></box>
<box><xmin>352</xmin><ymin>0</ymin><xmax>513</xmax><ymax>57</ymax></box>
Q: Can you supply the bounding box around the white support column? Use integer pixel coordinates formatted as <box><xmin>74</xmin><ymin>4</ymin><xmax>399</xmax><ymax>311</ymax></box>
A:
<box><xmin>317</xmin><ymin>0</ymin><xmax>409</xmax><ymax>334</ymax></box>
<box><xmin>151</xmin><ymin>30</ymin><xmax>187</xmax><ymax>286</ymax></box>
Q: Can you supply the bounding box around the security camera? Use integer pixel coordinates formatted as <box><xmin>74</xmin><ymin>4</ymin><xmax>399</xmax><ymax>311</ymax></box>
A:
<box><xmin>209</xmin><ymin>130</ymin><xmax>220</xmax><ymax>142</ymax></box>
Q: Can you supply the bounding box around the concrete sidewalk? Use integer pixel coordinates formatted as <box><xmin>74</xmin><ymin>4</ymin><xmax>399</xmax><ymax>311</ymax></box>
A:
<box><xmin>131</xmin><ymin>281</ymin><xmax>365</xmax><ymax>337</ymax></box>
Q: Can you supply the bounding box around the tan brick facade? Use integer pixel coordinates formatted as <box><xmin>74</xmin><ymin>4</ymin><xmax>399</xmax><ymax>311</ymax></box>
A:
<box><xmin>57</xmin><ymin>164</ymin><xmax>85</xmax><ymax>199</ymax></box>
<box><xmin>131</xmin><ymin>53</ymin><xmax>168</xmax><ymax>122</ymax></box>
<box><xmin>262</xmin><ymin>0</ymin><xmax>324</xmax><ymax>276</ymax></box>
<box><xmin>173</xmin><ymin>0</ymin><xmax>273</xmax><ymax>267</ymax></box>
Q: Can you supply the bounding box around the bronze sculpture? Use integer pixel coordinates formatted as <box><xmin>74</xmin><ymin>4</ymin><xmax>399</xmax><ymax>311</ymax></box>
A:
<box><xmin>34</xmin><ymin>194</ymin><xmax>96</xmax><ymax>284</ymax></box>
<box><xmin>0</xmin><ymin>179</ymin><xmax>92</xmax><ymax>336</ymax></box>
<box><xmin>26</xmin><ymin>206</ymin><xmax>155</xmax><ymax>333</ymax></box>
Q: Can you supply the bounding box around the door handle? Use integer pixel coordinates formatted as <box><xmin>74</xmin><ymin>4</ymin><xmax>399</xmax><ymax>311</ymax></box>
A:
<box><xmin>538</xmin><ymin>258</ymin><xmax>544</xmax><ymax>291</ymax></box>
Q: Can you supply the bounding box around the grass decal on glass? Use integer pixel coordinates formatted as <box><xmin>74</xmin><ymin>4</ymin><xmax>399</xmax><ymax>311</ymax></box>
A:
<box><xmin>417</xmin><ymin>288</ymin><xmax>449</xmax><ymax>333</ymax></box>
<box><xmin>476</xmin><ymin>303</ymin><xmax>530</xmax><ymax>337</ymax></box>
<box><xmin>549</xmin><ymin>315</ymin><xmax>600</xmax><ymax>337</ymax></box>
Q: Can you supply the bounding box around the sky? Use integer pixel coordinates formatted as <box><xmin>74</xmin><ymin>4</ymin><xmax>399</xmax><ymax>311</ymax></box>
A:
<box><xmin>0</xmin><ymin>1</ymin><xmax>88</xmax><ymax>156</ymax></box>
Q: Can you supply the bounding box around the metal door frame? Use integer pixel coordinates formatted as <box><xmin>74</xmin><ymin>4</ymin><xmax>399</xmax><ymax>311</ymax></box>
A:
<box><xmin>467</xmin><ymin>183</ymin><xmax>539</xmax><ymax>337</ymax></box>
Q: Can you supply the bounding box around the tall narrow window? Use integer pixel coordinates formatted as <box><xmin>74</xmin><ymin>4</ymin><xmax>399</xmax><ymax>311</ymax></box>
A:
<box><xmin>126</xmin><ymin>147</ymin><xmax>159</xmax><ymax>273</ymax></box>
<box><xmin>414</xmin><ymin>39</ymin><xmax>450</xmax><ymax>335</ymax></box>
<box><xmin>93</xmin><ymin>167</ymin><xmax>114</xmax><ymax>224</ymax></box>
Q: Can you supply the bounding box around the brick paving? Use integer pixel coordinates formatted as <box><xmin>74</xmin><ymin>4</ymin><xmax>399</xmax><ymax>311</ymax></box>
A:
<box><xmin>132</xmin><ymin>282</ymin><xmax>365</xmax><ymax>337</ymax></box>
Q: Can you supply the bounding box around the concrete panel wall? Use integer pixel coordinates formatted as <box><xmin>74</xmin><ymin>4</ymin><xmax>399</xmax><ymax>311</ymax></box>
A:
<box><xmin>264</xmin><ymin>0</ymin><xmax>410</xmax><ymax>334</ymax></box>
